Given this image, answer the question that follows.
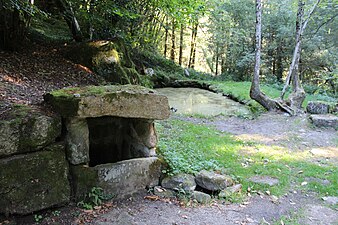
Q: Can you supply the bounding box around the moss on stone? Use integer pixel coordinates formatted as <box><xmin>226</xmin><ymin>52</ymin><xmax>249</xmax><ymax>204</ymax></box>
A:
<box><xmin>0</xmin><ymin>105</ymin><xmax>61</xmax><ymax>157</ymax></box>
<box><xmin>64</xmin><ymin>39</ymin><xmax>141</xmax><ymax>85</ymax></box>
<box><xmin>0</xmin><ymin>143</ymin><xmax>70</xmax><ymax>215</ymax></box>
<box><xmin>70</xmin><ymin>165</ymin><xmax>99</xmax><ymax>201</ymax></box>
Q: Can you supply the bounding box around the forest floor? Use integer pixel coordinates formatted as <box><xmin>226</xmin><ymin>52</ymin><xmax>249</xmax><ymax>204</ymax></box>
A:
<box><xmin>0</xmin><ymin>45</ymin><xmax>337</xmax><ymax>225</ymax></box>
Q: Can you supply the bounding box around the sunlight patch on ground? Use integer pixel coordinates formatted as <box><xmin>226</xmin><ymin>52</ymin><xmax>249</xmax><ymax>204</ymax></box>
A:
<box><xmin>234</xmin><ymin>133</ymin><xmax>286</xmax><ymax>143</ymax></box>
<box><xmin>1</xmin><ymin>74</ymin><xmax>25</xmax><ymax>86</ymax></box>
<box><xmin>309</xmin><ymin>147</ymin><xmax>338</xmax><ymax>158</ymax></box>
<box><xmin>214</xmin><ymin>141</ymin><xmax>311</xmax><ymax>163</ymax></box>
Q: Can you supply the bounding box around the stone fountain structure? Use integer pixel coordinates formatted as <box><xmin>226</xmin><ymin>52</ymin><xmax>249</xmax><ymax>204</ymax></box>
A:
<box><xmin>44</xmin><ymin>85</ymin><xmax>170</xmax><ymax>199</ymax></box>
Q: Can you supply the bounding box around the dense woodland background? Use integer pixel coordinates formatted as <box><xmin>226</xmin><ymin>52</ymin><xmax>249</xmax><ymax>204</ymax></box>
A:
<box><xmin>0</xmin><ymin>0</ymin><xmax>337</xmax><ymax>104</ymax></box>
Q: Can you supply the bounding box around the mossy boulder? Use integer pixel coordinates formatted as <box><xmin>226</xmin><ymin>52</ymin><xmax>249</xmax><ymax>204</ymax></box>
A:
<box><xmin>0</xmin><ymin>143</ymin><xmax>70</xmax><ymax>215</ymax></box>
<box><xmin>65</xmin><ymin>40</ymin><xmax>150</xmax><ymax>86</ymax></box>
<box><xmin>44</xmin><ymin>84</ymin><xmax>170</xmax><ymax>119</ymax></box>
<box><xmin>0</xmin><ymin>106</ymin><xmax>61</xmax><ymax>158</ymax></box>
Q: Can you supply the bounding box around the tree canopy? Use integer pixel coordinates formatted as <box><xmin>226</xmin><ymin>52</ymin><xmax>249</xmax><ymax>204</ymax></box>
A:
<box><xmin>1</xmin><ymin>0</ymin><xmax>337</xmax><ymax>98</ymax></box>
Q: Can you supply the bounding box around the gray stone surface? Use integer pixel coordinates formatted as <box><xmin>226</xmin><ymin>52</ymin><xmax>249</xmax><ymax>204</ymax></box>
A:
<box><xmin>153</xmin><ymin>186</ymin><xmax>176</xmax><ymax>198</ymax></box>
<box><xmin>248</xmin><ymin>176</ymin><xmax>279</xmax><ymax>186</ymax></box>
<box><xmin>305</xmin><ymin>177</ymin><xmax>331</xmax><ymax>186</ymax></box>
<box><xmin>44</xmin><ymin>85</ymin><xmax>170</xmax><ymax>120</ymax></box>
<box><xmin>133</xmin><ymin>120</ymin><xmax>157</xmax><ymax>149</ymax></box>
<box><xmin>161</xmin><ymin>173</ymin><xmax>196</xmax><ymax>192</ymax></box>
<box><xmin>306</xmin><ymin>101</ymin><xmax>330</xmax><ymax>114</ymax></box>
<box><xmin>322</xmin><ymin>196</ymin><xmax>338</xmax><ymax>205</ymax></box>
<box><xmin>219</xmin><ymin>184</ymin><xmax>242</xmax><ymax>198</ymax></box>
<box><xmin>0</xmin><ymin>111</ymin><xmax>61</xmax><ymax>158</ymax></box>
<box><xmin>192</xmin><ymin>191</ymin><xmax>211</xmax><ymax>204</ymax></box>
<box><xmin>0</xmin><ymin>143</ymin><xmax>70</xmax><ymax>215</ymax></box>
<box><xmin>299</xmin><ymin>205</ymin><xmax>338</xmax><ymax>225</ymax></box>
<box><xmin>195</xmin><ymin>170</ymin><xmax>234</xmax><ymax>191</ymax></box>
<box><xmin>72</xmin><ymin>157</ymin><xmax>162</xmax><ymax>200</ymax></box>
<box><xmin>65</xmin><ymin>117</ymin><xmax>89</xmax><ymax>165</ymax></box>
<box><xmin>310</xmin><ymin>114</ymin><xmax>338</xmax><ymax>129</ymax></box>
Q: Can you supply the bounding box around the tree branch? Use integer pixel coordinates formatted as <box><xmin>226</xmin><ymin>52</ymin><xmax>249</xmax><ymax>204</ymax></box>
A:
<box><xmin>312</xmin><ymin>13</ymin><xmax>338</xmax><ymax>36</ymax></box>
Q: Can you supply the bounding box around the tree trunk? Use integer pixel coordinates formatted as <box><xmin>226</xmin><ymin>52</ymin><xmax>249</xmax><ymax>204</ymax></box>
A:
<box><xmin>179</xmin><ymin>23</ymin><xmax>184</xmax><ymax>66</ymax></box>
<box><xmin>281</xmin><ymin>0</ymin><xmax>320</xmax><ymax>100</ymax></box>
<box><xmin>188</xmin><ymin>22</ymin><xmax>198</xmax><ymax>68</ymax></box>
<box><xmin>251</xmin><ymin>0</ymin><xmax>320</xmax><ymax>115</ymax></box>
<box><xmin>215</xmin><ymin>45</ymin><xmax>219</xmax><ymax>76</ymax></box>
<box><xmin>285</xmin><ymin>0</ymin><xmax>320</xmax><ymax>111</ymax></box>
<box><xmin>250</xmin><ymin>0</ymin><xmax>279</xmax><ymax>111</ymax></box>
<box><xmin>55</xmin><ymin>0</ymin><xmax>82</xmax><ymax>42</ymax></box>
<box><xmin>276</xmin><ymin>43</ymin><xmax>283</xmax><ymax>82</ymax></box>
<box><xmin>0</xmin><ymin>1</ymin><xmax>31</xmax><ymax>50</ymax></box>
<box><xmin>164</xmin><ymin>16</ymin><xmax>169</xmax><ymax>58</ymax></box>
<box><xmin>170</xmin><ymin>18</ymin><xmax>175</xmax><ymax>61</ymax></box>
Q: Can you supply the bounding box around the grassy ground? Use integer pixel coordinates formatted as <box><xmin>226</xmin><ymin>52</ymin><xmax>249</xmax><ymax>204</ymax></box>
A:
<box><xmin>157</xmin><ymin>118</ymin><xmax>337</xmax><ymax>203</ymax></box>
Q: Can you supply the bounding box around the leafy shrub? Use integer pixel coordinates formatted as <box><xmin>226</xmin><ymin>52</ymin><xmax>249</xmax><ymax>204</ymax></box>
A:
<box><xmin>77</xmin><ymin>187</ymin><xmax>114</xmax><ymax>210</ymax></box>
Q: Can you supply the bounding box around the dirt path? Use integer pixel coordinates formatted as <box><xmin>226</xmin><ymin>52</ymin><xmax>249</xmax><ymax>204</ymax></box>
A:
<box><xmin>85</xmin><ymin>113</ymin><xmax>337</xmax><ymax>225</ymax></box>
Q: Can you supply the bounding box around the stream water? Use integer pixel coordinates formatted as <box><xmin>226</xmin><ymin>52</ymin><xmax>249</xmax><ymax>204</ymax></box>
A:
<box><xmin>156</xmin><ymin>87</ymin><xmax>252</xmax><ymax>117</ymax></box>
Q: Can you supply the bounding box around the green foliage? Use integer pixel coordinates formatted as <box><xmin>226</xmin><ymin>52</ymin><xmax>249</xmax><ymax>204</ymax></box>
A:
<box><xmin>157</xmin><ymin>120</ymin><xmax>221</xmax><ymax>175</ymax></box>
<box><xmin>3</xmin><ymin>0</ymin><xmax>47</xmax><ymax>17</ymax></box>
<box><xmin>30</xmin><ymin>16</ymin><xmax>71</xmax><ymax>42</ymax></box>
<box><xmin>34</xmin><ymin>214</ymin><xmax>43</xmax><ymax>223</ymax></box>
<box><xmin>77</xmin><ymin>187</ymin><xmax>114</xmax><ymax>210</ymax></box>
<box><xmin>51</xmin><ymin>210</ymin><xmax>61</xmax><ymax>217</ymax></box>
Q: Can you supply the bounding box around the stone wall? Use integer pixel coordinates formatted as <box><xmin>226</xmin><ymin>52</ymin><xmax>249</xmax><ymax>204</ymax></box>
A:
<box><xmin>0</xmin><ymin>106</ymin><xmax>70</xmax><ymax>215</ymax></box>
<box><xmin>0</xmin><ymin>85</ymin><xmax>170</xmax><ymax>216</ymax></box>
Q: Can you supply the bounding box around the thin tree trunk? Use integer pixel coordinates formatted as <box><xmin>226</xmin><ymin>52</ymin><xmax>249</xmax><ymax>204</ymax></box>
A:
<box><xmin>0</xmin><ymin>0</ymin><xmax>32</xmax><ymax>50</ymax></box>
<box><xmin>188</xmin><ymin>22</ymin><xmax>198</xmax><ymax>68</ymax></box>
<box><xmin>215</xmin><ymin>45</ymin><xmax>219</xmax><ymax>76</ymax></box>
<box><xmin>170</xmin><ymin>18</ymin><xmax>175</xmax><ymax>61</ymax></box>
<box><xmin>276</xmin><ymin>43</ymin><xmax>283</xmax><ymax>82</ymax></box>
<box><xmin>281</xmin><ymin>0</ymin><xmax>321</xmax><ymax>99</ymax></box>
<box><xmin>55</xmin><ymin>0</ymin><xmax>82</xmax><ymax>42</ymax></box>
<box><xmin>286</xmin><ymin>0</ymin><xmax>320</xmax><ymax>111</ymax></box>
<box><xmin>179</xmin><ymin>23</ymin><xmax>184</xmax><ymax>66</ymax></box>
<box><xmin>164</xmin><ymin>16</ymin><xmax>169</xmax><ymax>58</ymax></box>
<box><xmin>250</xmin><ymin>0</ymin><xmax>279</xmax><ymax>111</ymax></box>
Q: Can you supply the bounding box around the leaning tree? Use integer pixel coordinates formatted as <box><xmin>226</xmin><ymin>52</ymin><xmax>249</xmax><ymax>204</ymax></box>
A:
<box><xmin>250</xmin><ymin>0</ymin><xmax>321</xmax><ymax>115</ymax></box>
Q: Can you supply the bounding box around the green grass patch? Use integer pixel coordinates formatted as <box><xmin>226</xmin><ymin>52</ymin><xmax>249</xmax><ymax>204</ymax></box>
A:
<box><xmin>157</xmin><ymin>118</ymin><xmax>338</xmax><ymax>198</ymax></box>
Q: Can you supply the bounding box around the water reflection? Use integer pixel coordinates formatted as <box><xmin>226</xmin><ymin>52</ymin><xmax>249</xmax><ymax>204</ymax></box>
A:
<box><xmin>156</xmin><ymin>87</ymin><xmax>251</xmax><ymax>117</ymax></box>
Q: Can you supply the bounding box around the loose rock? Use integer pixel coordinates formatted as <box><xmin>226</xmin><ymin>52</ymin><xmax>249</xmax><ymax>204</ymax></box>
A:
<box><xmin>306</xmin><ymin>101</ymin><xmax>330</xmax><ymax>114</ymax></box>
<box><xmin>309</xmin><ymin>114</ymin><xmax>338</xmax><ymax>129</ymax></box>
<box><xmin>322</xmin><ymin>196</ymin><xmax>338</xmax><ymax>205</ymax></box>
<box><xmin>192</xmin><ymin>191</ymin><xmax>212</xmax><ymax>204</ymax></box>
<box><xmin>153</xmin><ymin>186</ymin><xmax>176</xmax><ymax>198</ymax></box>
<box><xmin>161</xmin><ymin>173</ymin><xmax>196</xmax><ymax>192</ymax></box>
<box><xmin>219</xmin><ymin>184</ymin><xmax>242</xmax><ymax>199</ymax></box>
<box><xmin>195</xmin><ymin>170</ymin><xmax>234</xmax><ymax>191</ymax></box>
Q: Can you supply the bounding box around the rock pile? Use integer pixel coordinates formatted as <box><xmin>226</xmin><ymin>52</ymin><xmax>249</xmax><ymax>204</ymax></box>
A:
<box><xmin>153</xmin><ymin>170</ymin><xmax>242</xmax><ymax>204</ymax></box>
<box><xmin>306</xmin><ymin>101</ymin><xmax>338</xmax><ymax>129</ymax></box>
